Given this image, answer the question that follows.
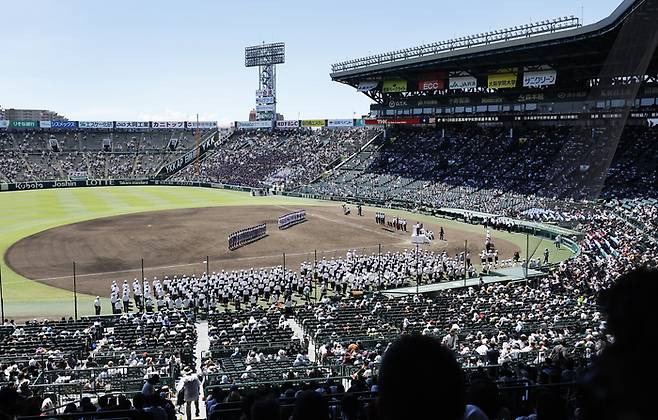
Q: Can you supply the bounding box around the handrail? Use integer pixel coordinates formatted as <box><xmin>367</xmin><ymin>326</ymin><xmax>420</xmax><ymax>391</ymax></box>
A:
<box><xmin>21</xmin><ymin>409</ymin><xmax>140</xmax><ymax>420</ymax></box>
<box><xmin>205</xmin><ymin>374</ymin><xmax>354</xmax><ymax>392</ymax></box>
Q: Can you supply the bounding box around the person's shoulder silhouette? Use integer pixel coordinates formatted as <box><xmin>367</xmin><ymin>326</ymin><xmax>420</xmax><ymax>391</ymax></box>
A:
<box><xmin>582</xmin><ymin>267</ymin><xmax>657</xmax><ymax>420</ymax></box>
<box><xmin>378</xmin><ymin>334</ymin><xmax>465</xmax><ymax>420</ymax></box>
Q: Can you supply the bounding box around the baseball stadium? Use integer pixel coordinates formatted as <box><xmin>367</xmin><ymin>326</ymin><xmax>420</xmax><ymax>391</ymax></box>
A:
<box><xmin>0</xmin><ymin>0</ymin><xmax>656</xmax><ymax>419</ymax></box>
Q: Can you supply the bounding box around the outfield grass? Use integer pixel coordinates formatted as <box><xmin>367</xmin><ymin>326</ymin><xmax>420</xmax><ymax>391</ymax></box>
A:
<box><xmin>0</xmin><ymin>186</ymin><xmax>573</xmax><ymax>320</ymax></box>
<box><xmin>0</xmin><ymin>186</ymin><xmax>321</xmax><ymax>320</ymax></box>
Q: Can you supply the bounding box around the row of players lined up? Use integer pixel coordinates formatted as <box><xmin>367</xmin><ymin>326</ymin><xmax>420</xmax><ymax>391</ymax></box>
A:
<box><xmin>374</xmin><ymin>211</ymin><xmax>446</xmax><ymax>240</ymax></box>
<box><xmin>228</xmin><ymin>223</ymin><xmax>267</xmax><ymax>250</ymax></box>
<box><xmin>101</xmin><ymin>244</ymin><xmax>514</xmax><ymax>315</ymax></box>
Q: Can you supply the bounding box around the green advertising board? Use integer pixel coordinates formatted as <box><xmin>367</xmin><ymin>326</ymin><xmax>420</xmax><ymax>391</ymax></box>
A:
<box><xmin>9</xmin><ymin>120</ymin><xmax>38</xmax><ymax>129</ymax></box>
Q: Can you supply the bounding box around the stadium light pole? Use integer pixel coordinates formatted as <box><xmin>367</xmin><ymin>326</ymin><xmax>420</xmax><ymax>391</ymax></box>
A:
<box><xmin>0</xmin><ymin>264</ymin><xmax>5</xmax><ymax>322</ymax></box>
<box><xmin>73</xmin><ymin>262</ymin><xmax>78</xmax><ymax>321</ymax></box>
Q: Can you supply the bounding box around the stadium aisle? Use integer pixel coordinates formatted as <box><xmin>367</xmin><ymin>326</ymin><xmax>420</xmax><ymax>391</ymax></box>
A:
<box><xmin>195</xmin><ymin>321</ymin><xmax>210</xmax><ymax>420</ymax></box>
<box><xmin>289</xmin><ymin>318</ymin><xmax>316</xmax><ymax>362</ymax></box>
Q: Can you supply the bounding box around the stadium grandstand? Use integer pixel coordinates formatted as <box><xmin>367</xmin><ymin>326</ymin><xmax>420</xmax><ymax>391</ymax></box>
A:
<box><xmin>1</xmin><ymin>0</ymin><xmax>657</xmax><ymax>419</ymax></box>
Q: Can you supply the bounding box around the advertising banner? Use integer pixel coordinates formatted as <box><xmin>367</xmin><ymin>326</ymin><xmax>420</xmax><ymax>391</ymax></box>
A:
<box><xmin>40</xmin><ymin>121</ymin><xmax>52</xmax><ymax>129</ymax></box>
<box><xmin>364</xmin><ymin>119</ymin><xmax>383</xmax><ymax>125</ymax></box>
<box><xmin>79</xmin><ymin>121</ymin><xmax>113</xmax><ymax>129</ymax></box>
<box><xmin>152</xmin><ymin>121</ymin><xmax>185</xmax><ymax>129</ymax></box>
<box><xmin>256</xmin><ymin>89</ymin><xmax>274</xmax><ymax>97</ymax></box>
<box><xmin>488</xmin><ymin>73</ymin><xmax>517</xmax><ymax>89</ymax></box>
<box><xmin>383</xmin><ymin>80</ymin><xmax>407</xmax><ymax>93</ymax></box>
<box><xmin>449</xmin><ymin>76</ymin><xmax>477</xmax><ymax>90</ymax></box>
<box><xmin>237</xmin><ymin>120</ymin><xmax>272</xmax><ymax>129</ymax></box>
<box><xmin>354</xmin><ymin>119</ymin><xmax>365</xmax><ymax>127</ymax></box>
<box><xmin>51</xmin><ymin>120</ymin><xmax>77</xmax><ymax>129</ymax></box>
<box><xmin>276</xmin><ymin>120</ymin><xmax>300</xmax><ymax>128</ymax></box>
<box><xmin>9</xmin><ymin>120</ymin><xmax>38</xmax><ymax>129</ymax></box>
<box><xmin>186</xmin><ymin>121</ymin><xmax>217</xmax><ymax>129</ymax></box>
<box><xmin>301</xmin><ymin>119</ymin><xmax>326</xmax><ymax>127</ymax></box>
<box><xmin>256</xmin><ymin>96</ymin><xmax>275</xmax><ymax>105</ymax></box>
<box><xmin>386</xmin><ymin>117</ymin><xmax>421</xmax><ymax>125</ymax></box>
<box><xmin>68</xmin><ymin>171</ymin><xmax>88</xmax><ymax>180</ymax></box>
<box><xmin>523</xmin><ymin>70</ymin><xmax>557</xmax><ymax>88</ymax></box>
<box><xmin>0</xmin><ymin>120</ymin><xmax>8</xmax><ymax>129</ymax></box>
<box><xmin>418</xmin><ymin>79</ymin><xmax>445</xmax><ymax>91</ymax></box>
<box><xmin>327</xmin><ymin>119</ymin><xmax>354</xmax><ymax>127</ymax></box>
<box><xmin>115</xmin><ymin>121</ymin><xmax>150</xmax><ymax>129</ymax></box>
<box><xmin>256</xmin><ymin>104</ymin><xmax>275</xmax><ymax>112</ymax></box>
<box><xmin>357</xmin><ymin>81</ymin><xmax>379</xmax><ymax>92</ymax></box>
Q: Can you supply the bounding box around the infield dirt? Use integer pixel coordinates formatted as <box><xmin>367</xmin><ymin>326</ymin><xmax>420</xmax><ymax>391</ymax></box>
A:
<box><xmin>5</xmin><ymin>205</ymin><xmax>518</xmax><ymax>296</ymax></box>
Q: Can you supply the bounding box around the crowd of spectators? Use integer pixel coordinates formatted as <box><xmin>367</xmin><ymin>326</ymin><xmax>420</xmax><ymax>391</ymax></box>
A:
<box><xmin>301</xmin><ymin>125</ymin><xmax>658</xmax><ymax>216</ymax></box>
<box><xmin>0</xmin><ymin>129</ymin><xmax>205</xmax><ymax>182</ymax></box>
<box><xmin>1</xmin><ymin>123</ymin><xmax>656</xmax><ymax>419</ymax></box>
<box><xmin>4</xmin><ymin>268</ymin><xmax>653</xmax><ymax>419</ymax></box>
<box><xmin>0</xmin><ymin>309</ymin><xmax>196</xmax><ymax>414</ymax></box>
<box><xmin>171</xmin><ymin>128</ymin><xmax>379</xmax><ymax>188</ymax></box>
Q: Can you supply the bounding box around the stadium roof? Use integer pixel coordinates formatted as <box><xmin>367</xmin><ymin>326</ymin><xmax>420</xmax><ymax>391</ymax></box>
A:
<box><xmin>330</xmin><ymin>0</ymin><xmax>657</xmax><ymax>84</ymax></box>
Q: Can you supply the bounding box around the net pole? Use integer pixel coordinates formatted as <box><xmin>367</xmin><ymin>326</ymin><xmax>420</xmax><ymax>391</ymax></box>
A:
<box><xmin>464</xmin><ymin>240</ymin><xmax>468</xmax><ymax>287</ymax></box>
<box><xmin>314</xmin><ymin>250</ymin><xmax>318</xmax><ymax>301</ymax></box>
<box><xmin>0</xmin><ymin>264</ymin><xmax>5</xmax><ymax>322</ymax></box>
<box><xmin>378</xmin><ymin>243</ymin><xmax>382</xmax><ymax>289</ymax></box>
<box><xmin>416</xmin><ymin>243</ymin><xmax>420</xmax><ymax>295</ymax></box>
<box><xmin>141</xmin><ymin>258</ymin><xmax>145</xmax><ymax>313</ymax></box>
<box><xmin>73</xmin><ymin>261</ymin><xmax>78</xmax><ymax>321</ymax></box>
<box><xmin>525</xmin><ymin>233</ymin><xmax>529</xmax><ymax>280</ymax></box>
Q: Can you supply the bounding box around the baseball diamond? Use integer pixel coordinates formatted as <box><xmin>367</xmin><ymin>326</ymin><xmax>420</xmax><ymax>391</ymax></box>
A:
<box><xmin>1</xmin><ymin>189</ymin><xmax>561</xmax><ymax>317</ymax></box>
<box><xmin>1</xmin><ymin>0</ymin><xmax>656</xmax><ymax>418</ymax></box>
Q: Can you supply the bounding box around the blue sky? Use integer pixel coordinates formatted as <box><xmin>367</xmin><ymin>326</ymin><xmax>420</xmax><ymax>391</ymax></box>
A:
<box><xmin>0</xmin><ymin>0</ymin><xmax>621</xmax><ymax>124</ymax></box>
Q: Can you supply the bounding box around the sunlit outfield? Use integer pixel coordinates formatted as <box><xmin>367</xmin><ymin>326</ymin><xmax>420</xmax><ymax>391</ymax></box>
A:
<box><xmin>0</xmin><ymin>186</ymin><xmax>573</xmax><ymax>320</ymax></box>
<box><xmin>0</xmin><ymin>187</ymin><xmax>323</xmax><ymax>320</ymax></box>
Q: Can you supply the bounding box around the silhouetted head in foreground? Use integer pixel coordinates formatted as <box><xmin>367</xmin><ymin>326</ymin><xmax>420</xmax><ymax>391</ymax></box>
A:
<box><xmin>583</xmin><ymin>267</ymin><xmax>657</xmax><ymax>420</ymax></box>
<box><xmin>292</xmin><ymin>390</ymin><xmax>328</xmax><ymax>420</ymax></box>
<box><xmin>378</xmin><ymin>334</ymin><xmax>465</xmax><ymax>420</ymax></box>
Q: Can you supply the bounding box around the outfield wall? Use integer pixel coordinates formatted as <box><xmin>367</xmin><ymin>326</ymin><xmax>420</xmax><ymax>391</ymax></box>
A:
<box><xmin>0</xmin><ymin>179</ymin><xmax>257</xmax><ymax>193</ymax></box>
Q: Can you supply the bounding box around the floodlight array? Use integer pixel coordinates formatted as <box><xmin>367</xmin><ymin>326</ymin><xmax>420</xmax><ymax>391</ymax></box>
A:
<box><xmin>245</xmin><ymin>42</ymin><xmax>286</xmax><ymax>67</ymax></box>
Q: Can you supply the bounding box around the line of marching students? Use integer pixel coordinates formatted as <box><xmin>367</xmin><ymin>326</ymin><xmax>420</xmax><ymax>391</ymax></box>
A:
<box><xmin>375</xmin><ymin>212</ymin><xmax>408</xmax><ymax>231</ymax></box>
<box><xmin>278</xmin><ymin>210</ymin><xmax>306</xmax><ymax>230</ymax></box>
<box><xmin>228</xmin><ymin>224</ymin><xmax>267</xmax><ymax>250</ymax></box>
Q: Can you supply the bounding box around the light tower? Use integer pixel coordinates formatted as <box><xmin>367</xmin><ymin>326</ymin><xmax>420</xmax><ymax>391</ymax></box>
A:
<box><xmin>245</xmin><ymin>42</ymin><xmax>285</xmax><ymax>123</ymax></box>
